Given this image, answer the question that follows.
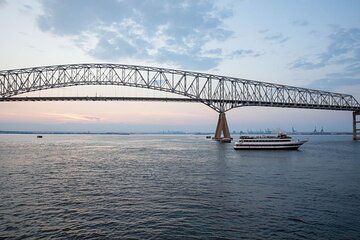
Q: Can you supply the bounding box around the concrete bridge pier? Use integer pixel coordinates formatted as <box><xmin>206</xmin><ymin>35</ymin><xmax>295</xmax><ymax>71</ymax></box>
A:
<box><xmin>353</xmin><ymin>111</ymin><xmax>360</xmax><ymax>141</ymax></box>
<box><xmin>213</xmin><ymin>112</ymin><xmax>232</xmax><ymax>142</ymax></box>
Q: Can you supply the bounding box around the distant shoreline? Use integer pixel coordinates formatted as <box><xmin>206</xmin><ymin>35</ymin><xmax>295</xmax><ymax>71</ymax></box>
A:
<box><xmin>0</xmin><ymin>130</ymin><xmax>353</xmax><ymax>135</ymax></box>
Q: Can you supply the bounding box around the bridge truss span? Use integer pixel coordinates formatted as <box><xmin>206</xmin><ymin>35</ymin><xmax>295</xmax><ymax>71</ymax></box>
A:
<box><xmin>1</xmin><ymin>63</ymin><xmax>359</xmax><ymax>112</ymax></box>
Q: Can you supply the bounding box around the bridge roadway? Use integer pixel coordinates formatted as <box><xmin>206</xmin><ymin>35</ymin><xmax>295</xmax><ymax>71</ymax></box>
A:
<box><xmin>1</xmin><ymin>96</ymin><xmax>360</xmax><ymax>112</ymax></box>
<box><xmin>1</xmin><ymin>63</ymin><xmax>360</xmax><ymax>141</ymax></box>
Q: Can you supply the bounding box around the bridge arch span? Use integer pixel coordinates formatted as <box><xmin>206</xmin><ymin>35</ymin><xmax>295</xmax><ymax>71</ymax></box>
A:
<box><xmin>1</xmin><ymin>63</ymin><xmax>359</xmax><ymax>113</ymax></box>
<box><xmin>1</xmin><ymin>63</ymin><xmax>229</xmax><ymax>112</ymax></box>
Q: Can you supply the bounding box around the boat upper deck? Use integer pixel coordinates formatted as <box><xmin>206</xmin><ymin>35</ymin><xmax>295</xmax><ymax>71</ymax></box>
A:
<box><xmin>239</xmin><ymin>138</ymin><xmax>292</xmax><ymax>143</ymax></box>
<box><xmin>238</xmin><ymin>133</ymin><xmax>292</xmax><ymax>142</ymax></box>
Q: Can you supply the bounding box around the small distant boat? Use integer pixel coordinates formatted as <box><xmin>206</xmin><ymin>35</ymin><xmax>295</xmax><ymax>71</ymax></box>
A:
<box><xmin>37</xmin><ymin>135</ymin><xmax>43</xmax><ymax>138</ymax></box>
<box><xmin>206</xmin><ymin>136</ymin><xmax>211</xmax><ymax>139</ymax></box>
<box><xmin>234</xmin><ymin>133</ymin><xmax>307</xmax><ymax>150</ymax></box>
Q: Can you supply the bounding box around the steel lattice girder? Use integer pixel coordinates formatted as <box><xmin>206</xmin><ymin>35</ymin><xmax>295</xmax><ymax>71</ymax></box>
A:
<box><xmin>0</xmin><ymin>63</ymin><xmax>359</xmax><ymax>112</ymax></box>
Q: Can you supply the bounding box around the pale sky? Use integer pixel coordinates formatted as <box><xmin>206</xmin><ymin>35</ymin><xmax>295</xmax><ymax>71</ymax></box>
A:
<box><xmin>0</xmin><ymin>0</ymin><xmax>359</xmax><ymax>132</ymax></box>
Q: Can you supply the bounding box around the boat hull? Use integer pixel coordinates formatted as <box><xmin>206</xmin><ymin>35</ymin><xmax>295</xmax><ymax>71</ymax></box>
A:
<box><xmin>233</xmin><ymin>140</ymin><xmax>307</xmax><ymax>150</ymax></box>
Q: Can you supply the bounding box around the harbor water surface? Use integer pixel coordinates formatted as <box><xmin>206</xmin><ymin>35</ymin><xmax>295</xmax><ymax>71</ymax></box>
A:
<box><xmin>0</xmin><ymin>134</ymin><xmax>359</xmax><ymax>239</ymax></box>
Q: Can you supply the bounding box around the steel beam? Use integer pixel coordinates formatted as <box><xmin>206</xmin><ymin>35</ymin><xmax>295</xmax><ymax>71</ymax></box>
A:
<box><xmin>1</xmin><ymin>63</ymin><xmax>360</xmax><ymax>112</ymax></box>
<box><xmin>1</xmin><ymin>97</ymin><xmax>359</xmax><ymax>111</ymax></box>
<box><xmin>0</xmin><ymin>96</ymin><xmax>199</xmax><ymax>103</ymax></box>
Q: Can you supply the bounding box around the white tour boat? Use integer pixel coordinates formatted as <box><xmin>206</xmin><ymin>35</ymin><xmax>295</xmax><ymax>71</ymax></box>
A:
<box><xmin>233</xmin><ymin>133</ymin><xmax>307</xmax><ymax>150</ymax></box>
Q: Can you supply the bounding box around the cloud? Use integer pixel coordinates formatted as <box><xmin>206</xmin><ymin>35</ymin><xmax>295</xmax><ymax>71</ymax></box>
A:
<box><xmin>205</xmin><ymin>48</ymin><xmax>222</xmax><ymax>55</ymax></box>
<box><xmin>345</xmin><ymin>62</ymin><xmax>360</xmax><ymax>75</ymax></box>
<box><xmin>307</xmin><ymin>77</ymin><xmax>360</xmax><ymax>91</ymax></box>
<box><xmin>305</xmin><ymin>60</ymin><xmax>360</xmax><ymax>92</ymax></box>
<box><xmin>258</xmin><ymin>29</ymin><xmax>268</xmax><ymax>34</ymax></box>
<box><xmin>0</xmin><ymin>0</ymin><xmax>7</xmax><ymax>7</ymax></box>
<box><xmin>294</xmin><ymin>28</ymin><xmax>360</xmax><ymax>92</ymax></box>
<box><xmin>45</xmin><ymin>113</ymin><xmax>102</xmax><ymax>122</ymax></box>
<box><xmin>232</xmin><ymin>49</ymin><xmax>253</xmax><ymax>55</ymax></box>
<box><xmin>292</xmin><ymin>20</ymin><xmax>309</xmax><ymax>27</ymax></box>
<box><xmin>291</xmin><ymin>58</ymin><xmax>325</xmax><ymax>70</ymax></box>
<box><xmin>291</xmin><ymin>27</ymin><xmax>360</xmax><ymax>73</ymax></box>
<box><xmin>156</xmin><ymin>48</ymin><xmax>220</xmax><ymax>70</ymax></box>
<box><xmin>264</xmin><ymin>32</ymin><xmax>289</xmax><ymax>44</ymax></box>
<box><xmin>231</xmin><ymin>49</ymin><xmax>262</xmax><ymax>58</ymax></box>
<box><xmin>201</xmin><ymin>48</ymin><xmax>261</xmax><ymax>62</ymax></box>
<box><xmin>37</xmin><ymin>0</ymin><xmax>233</xmax><ymax>70</ymax></box>
<box><xmin>20</xmin><ymin>4</ymin><xmax>33</xmax><ymax>12</ymax></box>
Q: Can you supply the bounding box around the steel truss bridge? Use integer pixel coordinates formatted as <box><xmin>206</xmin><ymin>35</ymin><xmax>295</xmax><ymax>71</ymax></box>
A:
<box><xmin>1</xmin><ymin>63</ymin><xmax>360</xmax><ymax>140</ymax></box>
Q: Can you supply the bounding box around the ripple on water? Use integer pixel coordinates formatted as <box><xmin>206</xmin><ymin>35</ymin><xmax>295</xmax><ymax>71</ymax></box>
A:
<box><xmin>0</xmin><ymin>135</ymin><xmax>360</xmax><ymax>239</ymax></box>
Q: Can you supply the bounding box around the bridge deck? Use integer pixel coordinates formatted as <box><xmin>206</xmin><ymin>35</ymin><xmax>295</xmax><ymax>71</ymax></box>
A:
<box><xmin>2</xmin><ymin>96</ymin><xmax>359</xmax><ymax>111</ymax></box>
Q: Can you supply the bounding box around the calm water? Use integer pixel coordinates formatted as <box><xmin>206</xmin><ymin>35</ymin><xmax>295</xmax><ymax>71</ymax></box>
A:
<box><xmin>0</xmin><ymin>134</ymin><xmax>359</xmax><ymax>239</ymax></box>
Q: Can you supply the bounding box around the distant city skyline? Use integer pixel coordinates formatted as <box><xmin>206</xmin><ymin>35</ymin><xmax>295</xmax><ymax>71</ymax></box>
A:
<box><xmin>0</xmin><ymin>0</ymin><xmax>359</xmax><ymax>132</ymax></box>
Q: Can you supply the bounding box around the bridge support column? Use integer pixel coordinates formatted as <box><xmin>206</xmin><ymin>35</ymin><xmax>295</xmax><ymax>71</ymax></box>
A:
<box><xmin>213</xmin><ymin>112</ymin><xmax>231</xmax><ymax>142</ymax></box>
<box><xmin>353</xmin><ymin>111</ymin><xmax>360</xmax><ymax>141</ymax></box>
